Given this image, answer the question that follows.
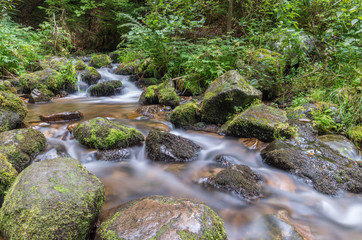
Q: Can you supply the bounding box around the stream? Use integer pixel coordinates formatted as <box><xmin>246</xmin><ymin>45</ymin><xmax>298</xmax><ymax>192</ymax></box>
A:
<box><xmin>26</xmin><ymin>65</ymin><xmax>362</xmax><ymax>240</ymax></box>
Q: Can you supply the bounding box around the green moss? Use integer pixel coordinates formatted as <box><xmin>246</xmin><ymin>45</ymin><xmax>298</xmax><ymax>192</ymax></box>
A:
<box><xmin>82</xmin><ymin>67</ymin><xmax>101</xmax><ymax>85</ymax></box>
<box><xmin>157</xmin><ymin>83</ymin><xmax>180</xmax><ymax>108</ymax></box>
<box><xmin>199</xmin><ymin>206</ymin><xmax>227</xmax><ymax>240</ymax></box>
<box><xmin>54</xmin><ymin>185</ymin><xmax>69</xmax><ymax>193</ymax></box>
<box><xmin>349</xmin><ymin>125</ymin><xmax>362</xmax><ymax>149</ymax></box>
<box><xmin>0</xmin><ymin>153</ymin><xmax>18</xmax><ymax>199</ymax></box>
<box><xmin>89</xmin><ymin>81</ymin><xmax>123</xmax><ymax>97</ymax></box>
<box><xmin>89</xmin><ymin>54</ymin><xmax>112</xmax><ymax>68</ymax></box>
<box><xmin>0</xmin><ymin>91</ymin><xmax>27</xmax><ymax>132</ymax></box>
<box><xmin>0</xmin><ymin>81</ymin><xmax>16</xmax><ymax>94</ymax></box>
<box><xmin>74</xmin><ymin>118</ymin><xmax>144</xmax><ymax>150</ymax></box>
<box><xmin>75</xmin><ymin>60</ymin><xmax>87</xmax><ymax>71</ymax></box>
<box><xmin>169</xmin><ymin>102</ymin><xmax>200</xmax><ymax>128</ymax></box>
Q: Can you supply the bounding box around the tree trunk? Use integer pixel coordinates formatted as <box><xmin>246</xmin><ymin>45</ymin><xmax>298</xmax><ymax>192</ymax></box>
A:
<box><xmin>227</xmin><ymin>0</ymin><xmax>233</xmax><ymax>33</ymax></box>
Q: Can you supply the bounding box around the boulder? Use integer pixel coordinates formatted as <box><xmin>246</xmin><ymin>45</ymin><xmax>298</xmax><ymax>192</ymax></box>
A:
<box><xmin>97</xmin><ymin>196</ymin><xmax>226</xmax><ymax>240</ymax></box>
<box><xmin>169</xmin><ymin>102</ymin><xmax>200</xmax><ymax>128</ymax></box>
<box><xmin>82</xmin><ymin>67</ymin><xmax>101</xmax><ymax>85</ymax></box>
<box><xmin>146</xmin><ymin>130</ymin><xmax>201</xmax><ymax>162</ymax></box>
<box><xmin>29</xmin><ymin>89</ymin><xmax>51</xmax><ymax>104</ymax></box>
<box><xmin>39</xmin><ymin>56</ymin><xmax>69</xmax><ymax>71</ymax></box>
<box><xmin>200</xmin><ymin>70</ymin><xmax>262</xmax><ymax>124</ymax></box>
<box><xmin>0</xmin><ymin>157</ymin><xmax>105</xmax><ymax>240</ymax></box>
<box><xmin>89</xmin><ymin>54</ymin><xmax>111</xmax><ymax>68</ymax></box>
<box><xmin>139</xmin><ymin>82</ymin><xmax>180</xmax><ymax>108</ymax></box>
<box><xmin>0</xmin><ymin>153</ymin><xmax>17</xmax><ymax>203</ymax></box>
<box><xmin>114</xmin><ymin>61</ymin><xmax>140</xmax><ymax>75</ymax></box>
<box><xmin>88</xmin><ymin>81</ymin><xmax>123</xmax><ymax>97</ymax></box>
<box><xmin>0</xmin><ymin>91</ymin><xmax>27</xmax><ymax>133</ymax></box>
<box><xmin>0</xmin><ymin>81</ymin><xmax>17</xmax><ymax>94</ymax></box>
<box><xmin>139</xmin><ymin>85</ymin><xmax>159</xmax><ymax>105</ymax></box>
<box><xmin>207</xmin><ymin>164</ymin><xmax>262</xmax><ymax>200</ymax></box>
<box><xmin>40</xmin><ymin>111</ymin><xmax>84</xmax><ymax>123</ymax></box>
<box><xmin>74</xmin><ymin>60</ymin><xmax>87</xmax><ymax>71</ymax></box>
<box><xmin>73</xmin><ymin>117</ymin><xmax>144</xmax><ymax>150</ymax></box>
<box><xmin>350</xmin><ymin>125</ymin><xmax>362</xmax><ymax>150</ymax></box>
<box><xmin>0</xmin><ymin>129</ymin><xmax>46</xmax><ymax>172</ymax></box>
<box><xmin>108</xmin><ymin>50</ymin><xmax>121</xmax><ymax>61</ymax></box>
<box><xmin>222</xmin><ymin>104</ymin><xmax>292</xmax><ymax>142</ymax></box>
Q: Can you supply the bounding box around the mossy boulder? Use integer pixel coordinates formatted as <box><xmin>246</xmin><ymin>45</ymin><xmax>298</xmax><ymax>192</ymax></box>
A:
<box><xmin>89</xmin><ymin>54</ymin><xmax>112</xmax><ymax>68</ymax></box>
<box><xmin>222</xmin><ymin>104</ymin><xmax>292</xmax><ymax>142</ymax></box>
<box><xmin>74</xmin><ymin>60</ymin><xmax>87</xmax><ymax>71</ymax></box>
<box><xmin>97</xmin><ymin>195</ymin><xmax>226</xmax><ymax>240</ymax></box>
<box><xmin>0</xmin><ymin>153</ymin><xmax>17</xmax><ymax>203</ymax></box>
<box><xmin>88</xmin><ymin>80</ymin><xmax>123</xmax><ymax>97</ymax></box>
<box><xmin>82</xmin><ymin>66</ymin><xmax>101</xmax><ymax>85</ymax></box>
<box><xmin>0</xmin><ymin>81</ymin><xmax>16</xmax><ymax>94</ymax></box>
<box><xmin>0</xmin><ymin>92</ymin><xmax>27</xmax><ymax>133</ymax></box>
<box><xmin>114</xmin><ymin>61</ymin><xmax>140</xmax><ymax>75</ymax></box>
<box><xmin>208</xmin><ymin>164</ymin><xmax>262</xmax><ymax>200</ymax></box>
<box><xmin>0</xmin><ymin>129</ymin><xmax>46</xmax><ymax>172</ymax></box>
<box><xmin>169</xmin><ymin>102</ymin><xmax>201</xmax><ymax>128</ymax></box>
<box><xmin>136</xmin><ymin>77</ymin><xmax>162</xmax><ymax>88</ymax></box>
<box><xmin>139</xmin><ymin>82</ymin><xmax>180</xmax><ymax>108</ymax></box>
<box><xmin>73</xmin><ymin>117</ymin><xmax>144</xmax><ymax>150</ymax></box>
<box><xmin>146</xmin><ymin>130</ymin><xmax>201</xmax><ymax>162</ymax></box>
<box><xmin>200</xmin><ymin>70</ymin><xmax>262</xmax><ymax>124</ymax></box>
<box><xmin>108</xmin><ymin>50</ymin><xmax>121</xmax><ymax>61</ymax></box>
<box><xmin>39</xmin><ymin>56</ymin><xmax>69</xmax><ymax>71</ymax></box>
<box><xmin>0</xmin><ymin>157</ymin><xmax>105</xmax><ymax>240</ymax></box>
<box><xmin>350</xmin><ymin>125</ymin><xmax>362</xmax><ymax>150</ymax></box>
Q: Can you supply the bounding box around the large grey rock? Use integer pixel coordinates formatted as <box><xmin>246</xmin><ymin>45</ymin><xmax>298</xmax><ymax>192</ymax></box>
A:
<box><xmin>200</xmin><ymin>70</ymin><xmax>262</xmax><ymax>124</ymax></box>
<box><xmin>0</xmin><ymin>157</ymin><xmax>105</xmax><ymax>240</ymax></box>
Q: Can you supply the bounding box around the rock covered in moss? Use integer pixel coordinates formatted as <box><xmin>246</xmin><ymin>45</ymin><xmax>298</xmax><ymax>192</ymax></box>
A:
<box><xmin>139</xmin><ymin>82</ymin><xmax>180</xmax><ymax>108</ymax></box>
<box><xmin>169</xmin><ymin>102</ymin><xmax>200</xmax><ymax>128</ymax></box>
<box><xmin>0</xmin><ymin>81</ymin><xmax>17</xmax><ymax>94</ymax></box>
<box><xmin>0</xmin><ymin>153</ymin><xmax>17</xmax><ymax>203</ymax></box>
<box><xmin>114</xmin><ymin>61</ymin><xmax>140</xmax><ymax>75</ymax></box>
<box><xmin>208</xmin><ymin>164</ymin><xmax>262</xmax><ymax>200</ymax></box>
<box><xmin>29</xmin><ymin>89</ymin><xmax>52</xmax><ymax>104</ymax></box>
<box><xmin>74</xmin><ymin>59</ymin><xmax>87</xmax><ymax>71</ymax></box>
<box><xmin>0</xmin><ymin>129</ymin><xmax>46</xmax><ymax>172</ymax></box>
<box><xmin>350</xmin><ymin>125</ymin><xmax>362</xmax><ymax>150</ymax></box>
<box><xmin>146</xmin><ymin>130</ymin><xmax>201</xmax><ymax>162</ymax></box>
<box><xmin>0</xmin><ymin>157</ymin><xmax>105</xmax><ymax>240</ymax></box>
<box><xmin>89</xmin><ymin>54</ymin><xmax>111</xmax><ymax>68</ymax></box>
<box><xmin>200</xmin><ymin>70</ymin><xmax>262</xmax><ymax>124</ymax></box>
<box><xmin>0</xmin><ymin>92</ymin><xmax>27</xmax><ymax>133</ymax></box>
<box><xmin>82</xmin><ymin>67</ymin><xmax>101</xmax><ymax>85</ymax></box>
<box><xmin>74</xmin><ymin>117</ymin><xmax>144</xmax><ymax>150</ymax></box>
<box><xmin>108</xmin><ymin>50</ymin><xmax>121</xmax><ymax>61</ymax></box>
<box><xmin>97</xmin><ymin>195</ymin><xmax>226</xmax><ymax>240</ymax></box>
<box><xmin>39</xmin><ymin>56</ymin><xmax>69</xmax><ymax>71</ymax></box>
<box><xmin>88</xmin><ymin>80</ymin><xmax>122</xmax><ymax>97</ymax></box>
<box><xmin>222</xmin><ymin>104</ymin><xmax>292</xmax><ymax>142</ymax></box>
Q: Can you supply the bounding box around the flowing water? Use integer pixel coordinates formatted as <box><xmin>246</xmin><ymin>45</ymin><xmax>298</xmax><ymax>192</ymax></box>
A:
<box><xmin>26</xmin><ymin>65</ymin><xmax>362</xmax><ymax>240</ymax></box>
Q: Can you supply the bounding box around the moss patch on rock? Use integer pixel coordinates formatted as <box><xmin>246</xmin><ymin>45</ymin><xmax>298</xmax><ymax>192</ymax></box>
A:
<box><xmin>39</xmin><ymin>56</ymin><xmax>69</xmax><ymax>71</ymax></box>
<box><xmin>200</xmin><ymin>70</ymin><xmax>262</xmax><ymax>124</ymax></box>
<box><xmin>222</xmin><ymin>104</ymin><xmax>292</xmax><ymax>142</ymax></box>
<box><xmin>88</xmin><ymin>81</ymin><xmax>123</xmax><ymax>97</ymax></box>
<box><xmin>0</xmin><ymin>129</ymin><xmax>46</xmax><ymax>172</ymax></box>
<box><xmin>89</xmin><ymin>54</ymin><xmax>112</xmax><ymax>68</ymax></box>
<box><xmin>97</xmin><ymin>195</ymin><xmax>226</xmax><ymax>240</ymax></box>
<box><xmin>169</xmin><ymin>102</ymin><xmax>200</xmax><ymax>128</ymax></box>
<box><xmin>139</xmin><ymin>82</ymin><xmax>180</xmax><ymax>108</ymax></box>
<box><xmin>82</xmin><ymin>66</ymin><xmax>101</xmax><ymax>85</ymax></box>
<box><xmin>0</xmin><ymin>91</ymin><xmax>27</xmax><ymax>133</ymax></box>
<box><xmin>0</xmin><ymin>153</ymin><xmax>17</xmax><ymax>203</ymax></box>
<box><xmin>0</xmin><ymin>157</ymin><xmax>105</xmax><ymax>240</ymax></box>
<box><xmin>75</xmin><ymin>60</ymin><xmax>87</xmax><ymax>71</ymax></box>
<box><xmin>349</xmin><ymin>125</ymin><xmax>362</xmax><ymax>150</ymax></box>
<box><xmin>114</xmin><ymin>61</ymin><xmax>140</xmax><ymax>75</ymax></box>
<box><xmin>74</xmin><ymin>117</ymin><xmax>144</xmax><ymax>150</ymax></box>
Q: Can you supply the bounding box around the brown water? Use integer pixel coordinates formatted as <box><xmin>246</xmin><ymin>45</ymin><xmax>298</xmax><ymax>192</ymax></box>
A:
<box><xmin>26</xmin><ymin>66</ymin><xmax>362</xmax><ymax>240</ymax></box>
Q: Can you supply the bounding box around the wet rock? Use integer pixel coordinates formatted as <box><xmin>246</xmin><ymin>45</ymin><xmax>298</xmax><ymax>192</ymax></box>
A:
<box><xmin>169</xmin><ymin>102</ymin><xmax>201</xmax><ymax>128</ymax></box>
<box><xmin>40</xmin><ymin>111</ymin><xmax>84</xmax><ymax>123</ymax></box>
<box><xmin>191</xmin><ymin>122</ymin><xmax>220</xmax><ymax>133</ymax></box>
<box><xmin>75</xmin><ymin>59</ymin><xmax>87</xmax><ymax>70</ymax></box>
<box><xmin>200</xmin><ymin>70</ymin><xmax>262</xmax><ymax>124</ymax></box>
<box><xmin>108</xmin><ymin>50</ymin><xmax>121</xmax><ymax>61</ymax></box>
<box><xmin>350</xmin><ymin>125</ymin><xmax>362</xmax><ymax>150</ymax></box>
<box><xmin>222</xmin><ymin>104</ymin><xmax>292</xmax><ymax>142</ymax></box>
<box><xmin>82</xmin><ymin>66</ymin><xmax>101</xmax><ymax>85</ymax></box>
<box><xmin>74</xmin><ymin>117</ymin><xmax>144</xmax><ymax>150</ymax></box>
<box><xmin>35</xmin><ymin>147</ymin><xmax>70</xmax><ymax>162</ymax></box>
<box><xmin>114</xmin><ymin>61</ymin><xmax>140</xmax><ymax>75</ymax></box>
<box><xmin>39</xmin><ymin>56</ymin><xmax>69</xmax><ymax>71</ymax></box>
<box><xmin>318</xmin><ymin>135</ymin><xmax>361</xmax><ymax>161</ymax></box>
<box><xmin>0</xmin><ymin>128</ymin><xmax>46</xmax><ymax>172</ymax></box>
<box><xmin>0</xmin><ymin>91</ymin><xmax>27</xmax><ymax>133</ymax></box>
<box><xmin>67</xmin><ymin>123</ymin><xmax>79</xmax><ymax>132</ymax></box>
<box><xmin>0</xmin><ymin>153</ymin><xmax>17</xmax><ymax>204</ymax></box>
<box><xmin>139</xmin><ymin>82</ymin><xmax>180</xmax><ymax>108</ymax></box>
<box><xmin>208</xmin><ymin>164</ymin><xmax>262</xmax><ymax>200</ymax></box>
<box><xmin>29</xmin><ymin>89</ymin><xmax>51</xmax><ymax>103</ymax></box>
<box><xmin>97</xmin><ymin>195</ymin><xmax>226</xmax><ymax>240</ymax></box>
<box><xmin>136</xmin><ymin>77</ymin><xmax>162</xmax><ymax>88</ymax></box>
<box><xmin>146</xmin><ymin>130</ymin><xmax>201</xmax><ymax>162</ymax></box>
<box><xmin>95</xmin><ymin>149</ymin><xmax>131</xmax><ymax>161</ymax></box>
<box><xmin>215</xmin><ymin>155</ymin><xmax>240</xmax><ymax>167</ymax></box>
<box><xmin>261</xmin><ymin>134</ymin><xmax>362</xmax><ymax>194</ymax></box>
<box><xmin>89</xmin><ymin>54</ymin><xmax>111</xmax><ymax>68</ymax></box>
<box><xmin>88</xmin><ymin>80</ymin><xmax>123</xmax><ymax>97</ymax></box>
<box><xmin>0</xmin><ymin>157</ymin><xmax>105</xmax><ymax>240</ymax></box>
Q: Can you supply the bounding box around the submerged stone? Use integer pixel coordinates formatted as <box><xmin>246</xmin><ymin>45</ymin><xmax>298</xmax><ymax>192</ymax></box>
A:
<box><xmin>146</xmin><ymin>130</ymin><xmax>201</xmax><ymax>162</ymax></box>
<box><xmin>0</xmin><ymin>91</ymin><xmax>27</xmax><ymax>133</ymax></box>
<box><xmin>0</xmin><ymin>157</ymin><xmax>105</xmax><ymax>240</ymax></box>
<box><xmin>200</xmin><ymin>70</ymin><xmax>262</xmax><ymax>124</ymax></box>
<box><xmin>0</xmin><ymin>129</ymin><xmax>46</xmax><ymax>172</ymax></box>
<box><xmin>222</xmin><ymin>104</ymin><xmax>292</xmax><ymax>142</ymax></box>
<box><xmin>40</xmin><ymin>111</ymin><xmax>84</xmax><ymax>123</ymax></box>
<box><xmin>73</xmin><ymin>117</ymin><xmax>144</xmax><ymax>150</ymax></box>
<box><xmin>97</xmin><ymin>195</ymin><xmax>227</xmax><ymax>240</ymax></box>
